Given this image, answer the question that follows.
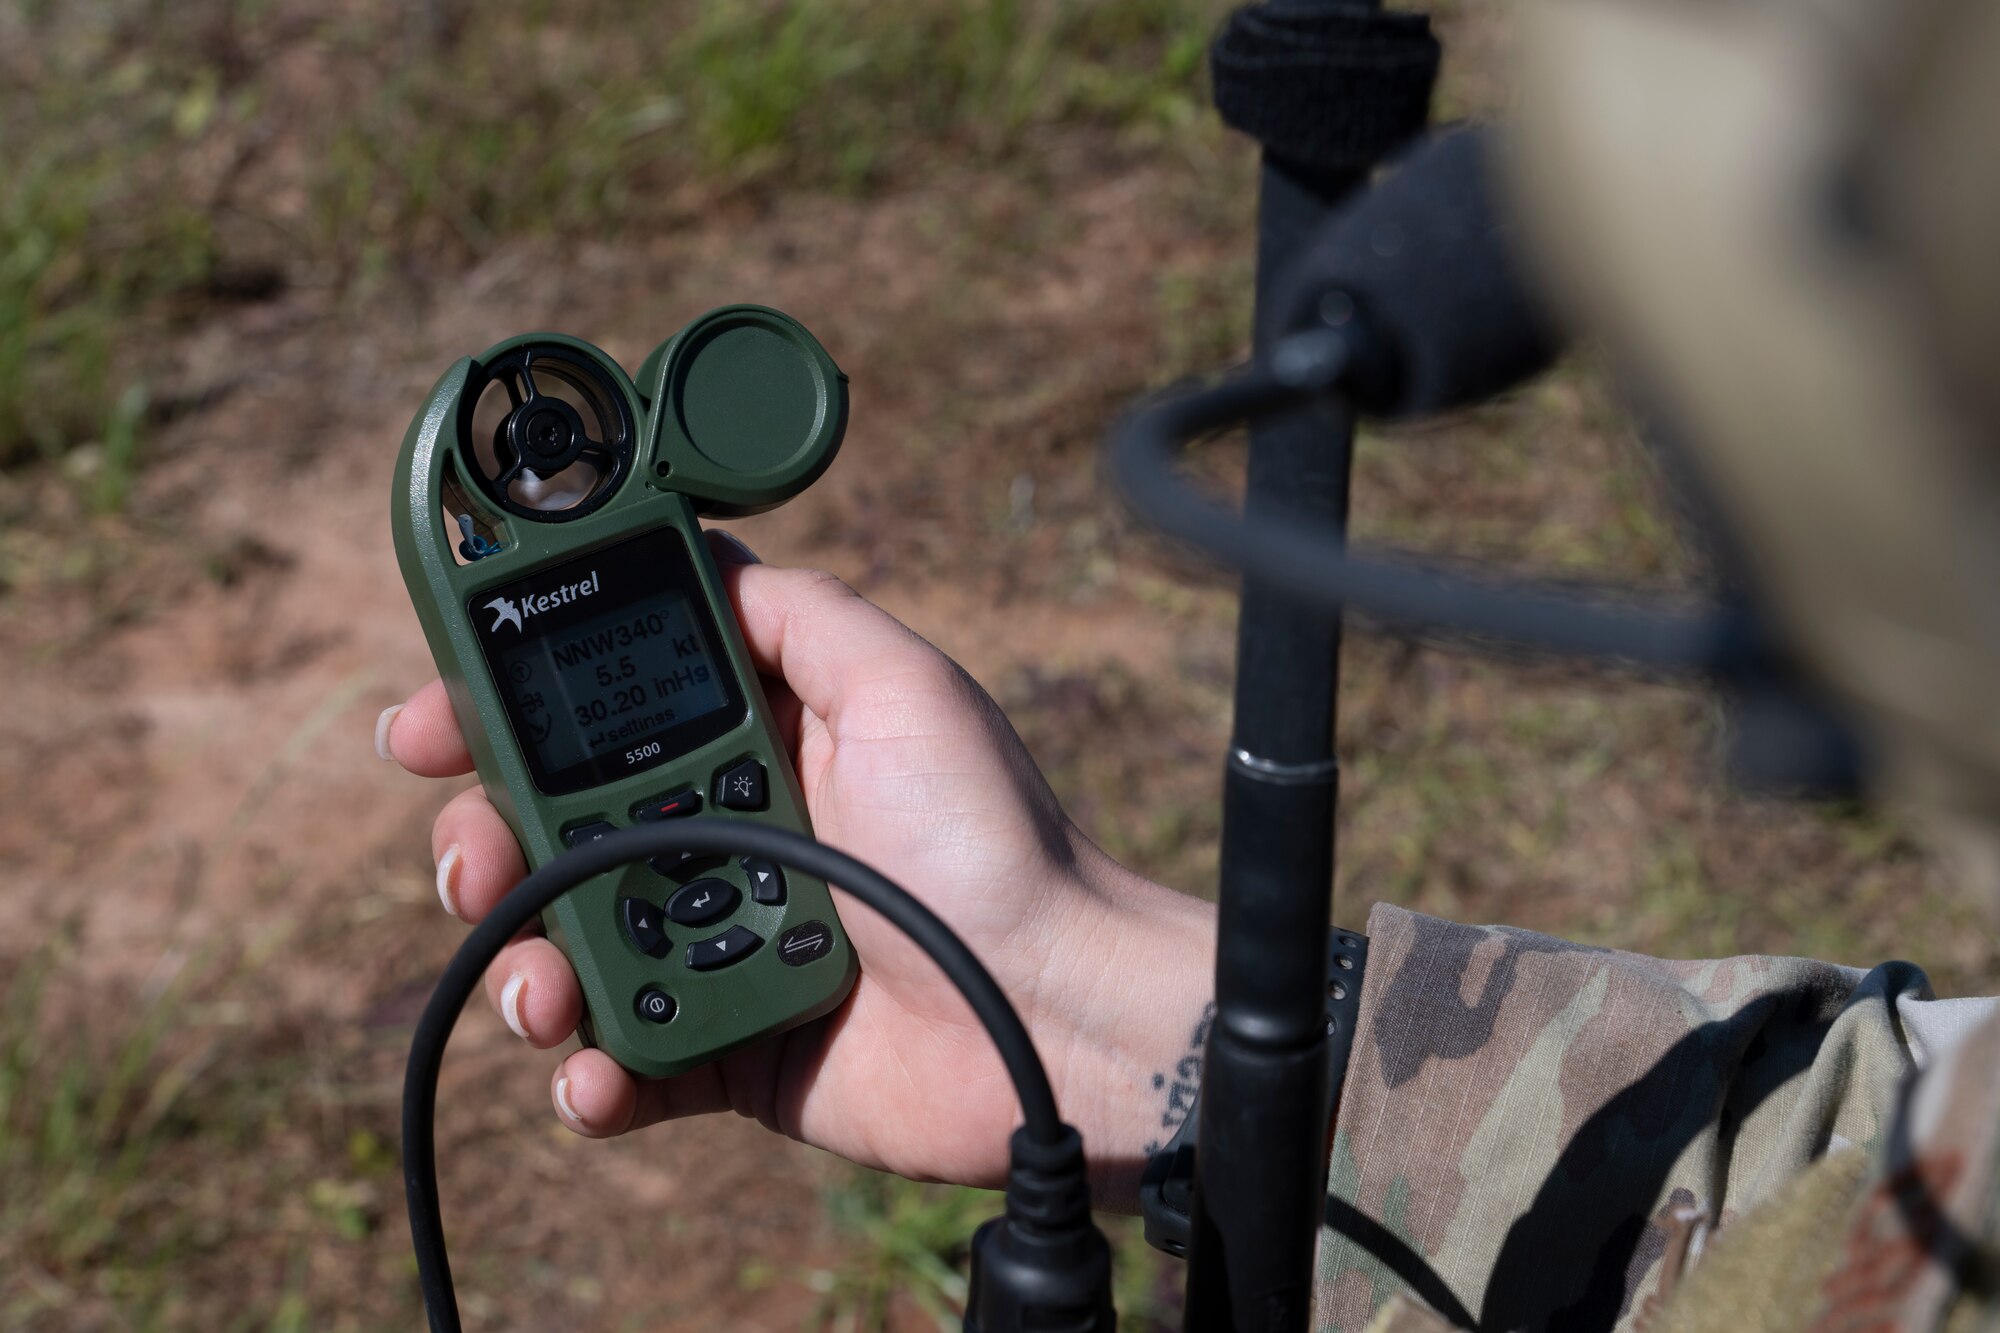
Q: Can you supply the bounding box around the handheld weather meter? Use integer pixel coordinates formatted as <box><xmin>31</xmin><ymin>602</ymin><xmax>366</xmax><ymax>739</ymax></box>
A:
<box><xmin>391</xmin><ymin>306</ymin><xmax>857</xmax><ymax>1079</ymax></box>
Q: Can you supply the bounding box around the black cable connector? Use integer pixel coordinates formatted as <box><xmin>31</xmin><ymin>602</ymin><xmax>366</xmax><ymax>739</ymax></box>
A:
<box><xmin>403</xmin><ymin>819</ymin><xmax>1089</xmax><ymax>1333</ymax></box>
<box><xmin>964</xmin><ymin>1125</ymin><xmax>1116</xmax><ymax>1333</ymax></box>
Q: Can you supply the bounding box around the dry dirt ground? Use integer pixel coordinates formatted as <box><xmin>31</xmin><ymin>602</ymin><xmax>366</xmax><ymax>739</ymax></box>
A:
<box><xmin>6</xmin><ymin>39</ymin><xmax>1999</xmax><ymax>1333</ymax></box>
<box><xmin>1</xmin><ymin>133</ymin><xmax>1251</xmax><ymax>1330</ymax></box>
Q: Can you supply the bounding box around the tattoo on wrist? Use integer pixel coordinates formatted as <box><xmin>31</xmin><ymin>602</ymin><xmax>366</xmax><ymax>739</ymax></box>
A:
<box><xmin>1143</xmin><ymin>1001</ymin><xmax>1215</xmax><ymax>1155</ymax></box>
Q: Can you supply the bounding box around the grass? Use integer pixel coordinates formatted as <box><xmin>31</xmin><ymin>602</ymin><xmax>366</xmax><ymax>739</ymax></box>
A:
<box><xmin>779</xmin><ymin>1171</ymin><xmax>1179</xmax><ymax>1330</ymax></box>
<box><xmin>1</xmin><ymin>932</ymin><xmax>249</xmax><ymax>1326</ymax></box>
<box><xmin>0</xmin><ymin>669</ymin><xmax>398</xmax><ymax>1330</ymax></box>
<box><xmin>0</xmin><ymin>23</ymin><xmax>218</xmax><ymax>475</ymax></box>
<box><xmin>797</xmin><ymin>1173</ymin><xmax>992</xmax><ymax>1328</ymax></box>
<box><xmin>310</xmin><ymin>0</ymin><xmax>1222</xmax><ymax>258</ymax></box>
<box><xmin>1</xmin><ymin>0</ymin><xmax>1232</xmax><ymax>495</ymax></box>
<box><xmin>0</xmin><ymin>922</ymin><xmax>419</xmax><ymax>1331</ymax></box>
<box><xmin>1155</xmin><ymin>249</ymin><xmax>1255</xmax><ymax>379</ymax></box>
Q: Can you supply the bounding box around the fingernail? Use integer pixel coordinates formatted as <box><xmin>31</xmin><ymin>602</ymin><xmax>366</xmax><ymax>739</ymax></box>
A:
<box><xmin>500</xmin><ymin>972</ymin><xmax>529</xmax><ymax>1041</ymax></box>
<box><xmin>374</xmin><ymin>704</ymin><xmax>403</xmax><ymax>762</ymax></box>
<box><xmin>435</xmin><ymin>844</ymin><xmax>463</xmax><ymax>919</ymax></box>
<box><xmin>555</xmin><ymin>1075</ymin><xmax>587</xmax><ymax>1129</ymax></box>
<box><xmin>710</xmin><ymin>530</ymin><xmax>761</xmax><ymax>565</ymax></box>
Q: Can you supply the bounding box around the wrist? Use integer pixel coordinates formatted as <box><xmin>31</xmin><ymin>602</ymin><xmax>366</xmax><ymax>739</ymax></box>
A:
<box><xmin>1026</xmin><ymin>844</ymin><xmax>1217</xmax><ymax>1213</ymax></box>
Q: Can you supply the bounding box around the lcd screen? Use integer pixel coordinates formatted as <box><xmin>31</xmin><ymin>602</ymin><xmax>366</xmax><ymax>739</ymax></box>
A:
<box><xmin>471</xmin><ymin>528</ymin><xmax>746</xmax><ymax>795</ymax></box>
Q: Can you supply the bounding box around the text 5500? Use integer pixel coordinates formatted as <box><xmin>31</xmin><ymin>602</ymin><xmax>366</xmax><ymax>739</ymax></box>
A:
<box><xmin>625</xmin><ymin>742</ymin><xmax>662</xmax><ymax>765</ymax></box>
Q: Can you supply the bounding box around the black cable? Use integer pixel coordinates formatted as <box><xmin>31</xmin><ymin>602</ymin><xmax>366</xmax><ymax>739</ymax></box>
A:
<box><xmin>1108</xmin><ymin>349</ymin><xmax>1765</xmax><ymax>674</ymax></box>
<box><xmin>403</xmin><ymin>819</ymin><xmax>1064</xmax><ymax>1333</ymax></box>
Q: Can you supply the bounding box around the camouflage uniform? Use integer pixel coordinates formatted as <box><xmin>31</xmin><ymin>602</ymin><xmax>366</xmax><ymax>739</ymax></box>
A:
<box><xmin>1316</xmin><ymin>904</ymin><xmax>2000</xmax><ymax>1331</ymax></box>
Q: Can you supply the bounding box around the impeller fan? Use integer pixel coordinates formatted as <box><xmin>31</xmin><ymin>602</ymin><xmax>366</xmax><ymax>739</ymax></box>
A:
<box><xmin>462</xmin><ymin>344</ymin><xmax>635</xmax><ymax>522</ymax></box>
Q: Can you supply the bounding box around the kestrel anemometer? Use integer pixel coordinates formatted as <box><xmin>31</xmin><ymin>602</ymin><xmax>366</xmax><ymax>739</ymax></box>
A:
<box><xmin>396</xmin><ymin>309</ymin><xmax>1111</xmax><ymax>1333</ymax></box>
<box><xmin>391</xmin><ymin>305</ymin><xmax>858</xmax><ymax>1079</ymax></box>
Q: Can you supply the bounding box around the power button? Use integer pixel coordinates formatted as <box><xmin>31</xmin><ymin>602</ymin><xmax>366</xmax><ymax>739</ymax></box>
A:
<box><xmin>634</xmin><ymin>988</ymin><xmax>676</xmax><ymax>1024</ymax></box>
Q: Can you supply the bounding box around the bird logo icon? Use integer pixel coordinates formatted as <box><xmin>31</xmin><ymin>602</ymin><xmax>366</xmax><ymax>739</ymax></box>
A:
<box><xmin>485</xmin><ymin>596</ymin><xmax>524</xmax><ymax>634</ymax></box>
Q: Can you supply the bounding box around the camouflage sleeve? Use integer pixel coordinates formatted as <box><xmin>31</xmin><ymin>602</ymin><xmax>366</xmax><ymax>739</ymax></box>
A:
<box><xmin>1644</xmin><ymin>1006</ymin><xmax>2000</xmax><ymax>1333</ymax></box>
<box><xmin>1313</xmin><ymin>903</ymin><xmax>1976</xmax><ymax>1332</ymax></box>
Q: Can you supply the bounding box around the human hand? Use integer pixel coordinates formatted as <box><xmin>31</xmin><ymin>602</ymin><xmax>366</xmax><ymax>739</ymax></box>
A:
<box><xmin>378</xmin><ymin>532</ymin><xmax>1215</xmax><ymax>1207</ymax></box>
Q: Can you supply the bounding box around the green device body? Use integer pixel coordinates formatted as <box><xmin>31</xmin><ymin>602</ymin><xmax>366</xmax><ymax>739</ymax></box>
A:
<box><xmin>391</xmin><ymin>306</ymin><xmax>858</xmax><ymax>1079</ymax></box>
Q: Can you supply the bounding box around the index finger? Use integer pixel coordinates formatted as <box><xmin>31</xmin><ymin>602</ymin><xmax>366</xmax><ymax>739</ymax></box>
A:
<box><xmin>377</xmin><ymin>678</ymin><xmax>475</xmax><ymax>777</ymax></box>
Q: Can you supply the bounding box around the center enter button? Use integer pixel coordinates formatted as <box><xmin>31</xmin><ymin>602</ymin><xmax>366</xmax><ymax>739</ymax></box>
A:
<box><xmin>665</xmin><ymin>877</ymin><xmax>740</xmax><ymax>928</ymax></box>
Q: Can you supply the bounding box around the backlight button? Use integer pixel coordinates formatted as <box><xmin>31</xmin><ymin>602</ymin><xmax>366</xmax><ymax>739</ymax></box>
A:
<box><xmin>714</xmin><ymin>757</ymin><xmax>768</xmax><ymax>811</ymax></box>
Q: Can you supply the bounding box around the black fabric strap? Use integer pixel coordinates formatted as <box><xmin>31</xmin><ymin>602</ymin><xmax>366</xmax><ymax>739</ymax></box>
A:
<box><xmin>1142</xmin><ymin>929</ymin><xmax>1370</xmax><ymax>1256</ymax></box>
<box><xmin>1210</xmin><ymin>3</ymin><xmax>1440</xmax><ymax>174</ymax></box>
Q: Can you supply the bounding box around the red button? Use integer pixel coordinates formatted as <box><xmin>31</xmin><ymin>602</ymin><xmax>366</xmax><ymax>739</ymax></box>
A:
<box><xmin>631</xmin><ymin>788</ymin><xmax>703</xmax><ymax>822</ymax></box>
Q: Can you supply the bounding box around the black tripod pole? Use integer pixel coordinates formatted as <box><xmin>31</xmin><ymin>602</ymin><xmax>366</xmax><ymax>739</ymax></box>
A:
<box><xmin>1181</xmin><ymin>155</ymin><xmax>1357</xmax><ymax>1333</ymax></box>
<box><xmin>1184</xmin><ymin>6</ymin><xmax>1437</xmax><ymax>1329</ymax></box>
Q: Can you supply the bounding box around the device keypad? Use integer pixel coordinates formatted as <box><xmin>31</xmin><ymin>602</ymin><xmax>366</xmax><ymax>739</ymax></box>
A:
<box><xmin>777</xmin><ymin>921</ymin><xmax>836</xmax><ymax>967</ymax></box>
<box><xmin>648</xmin><ymin>849</ymin><xmax>701</xmax><ymax>875</ymax></box>
<box><xmin>563</xmin><ymin>819</ymin><xmax>619</xmax><ymax>847</ymax></box>
<box><xmin>713</xmin><ymin>757</ymin><xmax>767</xmax><ymax>811</ymax></box>
<box><xmin>740</xmin><ymin>855</ymin><xmax>786</xmax><ymax>905</ymax></box>
<box><xmin>687</xmin><ymin>924</ymin><xmax>763</xmax><ymax>971</ymax></box>
<box><xmin>635</xmin><ymin>988</ymin><xmax>677</xmax><ymax>1023</ymax></box>
<box><xmin>631</xmin><ymin>786</ymin><xmax>703</xmax><ymax>822</ymax></box>
<box><xmin>576</xmin><ymin>748</ymin><xmax>835</xmax><ymax>1048</ymax></box>
<box><xmin>620</xmin><ymin>897</ymin><xmax>671</xmax><ymax>959</ymax></box>
<box><xmin>666</xmin><ymin>878</ymin><xmax>740</xmax><ymax>927</ymax></box>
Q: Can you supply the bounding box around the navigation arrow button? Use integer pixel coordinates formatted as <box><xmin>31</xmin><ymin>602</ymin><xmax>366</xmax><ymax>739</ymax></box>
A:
<box><xmin>686</xmin><ymin>925</ymin><xmax>762</xmax><ymax>972</ymax></box>
<box><xmin>740</xmin><ymin>856</ymin><xmax>786</xmax><ymax>906</ymax></box>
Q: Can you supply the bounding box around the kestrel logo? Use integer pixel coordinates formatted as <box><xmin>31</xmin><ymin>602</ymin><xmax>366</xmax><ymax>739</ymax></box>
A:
<box><xmin>485</xmin><ymin>596</ymin><xmax>524</xmax><ymax>634</ymax></box>
<box><xmin>481</xmin><ymin>570</ymin><xmax>601</xmax><ymax>635</ymax></box>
